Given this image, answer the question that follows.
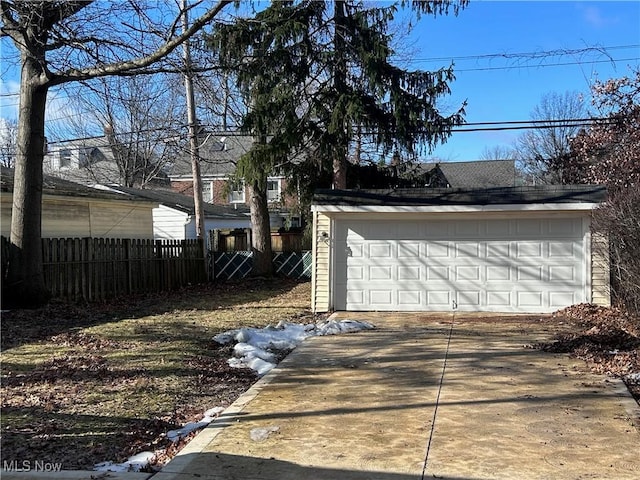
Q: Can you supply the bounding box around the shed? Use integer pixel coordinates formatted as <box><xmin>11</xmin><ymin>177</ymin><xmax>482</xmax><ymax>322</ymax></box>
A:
<box><xmin>311</xmin><ymin>185</ymin><xmax>609</xmax><ymax>313</ymax></box>
<box><xmin>1</xmin><ymin>167</ymin><xmax>156</xmax><ymax>239</ymax></box>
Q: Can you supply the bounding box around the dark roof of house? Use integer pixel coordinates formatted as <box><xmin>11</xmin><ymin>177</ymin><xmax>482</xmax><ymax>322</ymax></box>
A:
<box><xmin>0</xmin><ymin>166</ymin><xmax>153</xmax><ymax>203</ymax></box>
<box><xmin>169</xmin><ymin>135</ymin><xmax>253</xmax><ymax>178</ymax></box>
<box><xmin>313</xmin><ymin>185</ymin><xmax>607</xmax><ymax>206</ymax></box>
<box><xmin>106</xmin><ymin>185</ymin><xmax>250</xmax><ymax>218</ymax></box>
<box><xmin>408</xmin><ymin>160</ymin><xmax>516</xmax><ymax>188</ymax></box>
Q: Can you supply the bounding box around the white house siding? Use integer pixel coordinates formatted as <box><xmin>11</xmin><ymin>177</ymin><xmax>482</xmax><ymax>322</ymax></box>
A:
<box><xmin>153</xmin><ymin>205</ymin><xmax>190</xmax><ymax>240</ymax></box>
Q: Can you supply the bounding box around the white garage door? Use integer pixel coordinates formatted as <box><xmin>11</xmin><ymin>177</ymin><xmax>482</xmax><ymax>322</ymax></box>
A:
<box><xmin>334</xmin><ymin>217</ymin><xmax>588</xmax><ymax>313</ymax></box>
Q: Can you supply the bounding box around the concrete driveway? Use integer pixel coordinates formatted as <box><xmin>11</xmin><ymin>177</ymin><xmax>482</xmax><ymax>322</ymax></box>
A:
<box><xmin>155</xmin><ymin>312</ymin><xmax>640</xmax><ymax>480</ymax></box>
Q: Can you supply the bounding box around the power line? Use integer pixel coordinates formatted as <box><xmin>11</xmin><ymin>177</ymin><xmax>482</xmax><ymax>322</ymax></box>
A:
<box><xmin>43</xmin><ymin>117</ymin><xmax>613</xmax><ymax>147</ymax></box>
<box><xmin>408</xmin><ymin>44</ymin><xmax>640</xmax><ymax>63</ymax></box>
<box><xmin>452</xmin><ymin>57</ymin><xmax>638</xmax><ymax>73</ymax></box>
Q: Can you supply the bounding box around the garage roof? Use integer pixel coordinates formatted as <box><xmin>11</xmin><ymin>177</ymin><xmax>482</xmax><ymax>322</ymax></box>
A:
<box><xmin>313</xmin><ymin>185</ymin><xmax>606</xmax><ymax>207</ymax></box>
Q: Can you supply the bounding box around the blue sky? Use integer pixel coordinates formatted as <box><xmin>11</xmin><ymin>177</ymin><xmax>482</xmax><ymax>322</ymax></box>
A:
<box><xmin>1</xmin><ymin>1</ymin><xmax>639</xmax><ymax>161</ymax></box>
<box><xmin>410</xmin><ymin>0</ymin><xmax>640</xmax><ymax>160</ymax></box>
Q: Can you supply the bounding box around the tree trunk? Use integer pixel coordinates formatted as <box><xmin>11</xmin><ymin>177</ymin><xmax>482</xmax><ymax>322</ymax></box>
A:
<box><xmin>248</xmin><ymin>181</ymin><xmax>273</xmax><ymax>276</ymax></box>
<box><xmin>5</xmin><ymin>57</ymin><xmax>51</xmax><ymax>308</ymax></box>
<box><xmin>332</xmin><ymin>0</ymin><xmax>348</xmax><ymax>190</ymax></box>
<box><xmin>332</xmin><ymin>150</ymin><xmax>348</xmax><ymax>189</ymax></box>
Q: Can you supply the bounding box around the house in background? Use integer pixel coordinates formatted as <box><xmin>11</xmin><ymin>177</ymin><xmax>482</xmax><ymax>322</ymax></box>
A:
<box><xmin>99</xmin><ymin>185</ymin><xmax>252</xmax><ymax>241</ymax></box>
<box><xmin>44</xmin><ymin>134</ymin><xmax>170</xmax><ymax>188</ymax></box>
<box><xmin>1</xmin><ymin>167</ymin><xmax>156</xmax><ymax>239</ymax></box>
<box><xmin>355</xmin><ymin>159</ymin><xmax>517</xmax><ymax>189</ymax></box>
<box><xmin>167</xmin><ymin>134</ymin><xmax>299</xmax><ymax>229</ymax></box>
<box><xmin>411</xmin><ymin>160</ymin><xmax>516</xmax><ymax>188</ymax></box>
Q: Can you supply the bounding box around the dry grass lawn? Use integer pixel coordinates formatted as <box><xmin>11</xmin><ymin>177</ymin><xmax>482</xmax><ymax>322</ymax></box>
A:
<box><xmin>1</xmin><ymin>279</ymin><xmax>315</xmax><ymax>470</ymax></box>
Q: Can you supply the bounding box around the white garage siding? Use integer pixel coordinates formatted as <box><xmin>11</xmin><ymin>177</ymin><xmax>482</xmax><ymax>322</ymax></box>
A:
<box><xmin>329</xmin><ymin>215</ymin><xmax>591</xmax><ymax>313</ymax></box>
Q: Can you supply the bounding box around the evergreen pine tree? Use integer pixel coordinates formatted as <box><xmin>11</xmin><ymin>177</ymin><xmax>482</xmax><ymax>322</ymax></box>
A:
<box><xmin>210</xmin><ymin>0</ymin><xmax>467</xmax><ymax>272</ymax></box>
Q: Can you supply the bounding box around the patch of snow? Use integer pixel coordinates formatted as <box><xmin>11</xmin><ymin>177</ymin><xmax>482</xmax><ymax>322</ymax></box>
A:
<box><xmin>95</xmin><ymin>319</ymin><xmax>374</xmax><ymax>471</ymax></box>
<box><xmin>166</xmin><ymin>406</ymin><xmax>225</xmax><ymax>442</ymax></box>
<box><xmin>94</xmin><ymin>451</ymin><xmax>156</xmax><ymax>472</ymax></box>
<box><xmin>214</xmin><ymin>319</ymin><xmax>375</xmax><ymax>376</ymax></box>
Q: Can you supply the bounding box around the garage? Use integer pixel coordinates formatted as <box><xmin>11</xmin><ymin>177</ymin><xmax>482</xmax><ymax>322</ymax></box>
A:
<box><xmin>311</xmin><ymin>186</ymin><xmax>609</xmax><ymax>314</ymax></box>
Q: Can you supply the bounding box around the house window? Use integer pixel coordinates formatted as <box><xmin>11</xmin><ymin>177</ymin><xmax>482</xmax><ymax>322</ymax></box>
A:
<box><xmin>202</xmin><ymin>181</ymin><xmax>212</xmax><ymax>202</ymax></box>
<box><xmin>228</xmin><ymin>180</ymin><xmax>245</xmax><ymax>203</ymax></box>
<box><xmin>59</xmin><ymin>149</ymin><xmax>72</xmax><ymax>168</ymax></box>
<box><xmin>267</xmin><ymin>179</ymin><xmax>281</xmax><ymax>203</ymax></box>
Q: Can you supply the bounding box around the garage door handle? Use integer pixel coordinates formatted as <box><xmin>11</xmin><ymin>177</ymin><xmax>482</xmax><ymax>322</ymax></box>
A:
<box><xmin>452</xmin><ymin>299</ymin><xmax>458</xmax><ymax>310</ymax></box>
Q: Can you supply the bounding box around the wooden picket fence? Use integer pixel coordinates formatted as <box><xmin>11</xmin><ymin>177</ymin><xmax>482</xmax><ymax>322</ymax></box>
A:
<box><xmin>1</xmin><ymin>236</ymin><xmax>207</xmax><ymax>302</ymax></box>
<box><xmin>2</xmin><ymin>236</ymin><xmax>311</xmax><ymax>303</ymax></box>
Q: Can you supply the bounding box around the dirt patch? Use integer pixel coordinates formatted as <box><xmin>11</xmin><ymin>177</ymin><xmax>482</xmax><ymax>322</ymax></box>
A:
<box><xmin>1</xmin><ymin>279</ymin><xmax>318</xmax><ymax>471</ymax></box>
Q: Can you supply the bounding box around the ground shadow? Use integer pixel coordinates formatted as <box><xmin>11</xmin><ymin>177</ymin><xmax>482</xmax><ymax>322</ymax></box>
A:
<box><xmin>1</xmin><ymin>278</ymin><xmax>309</xmax><ymax>350</ymax></box>
<box><xmin>155</xmin><ymin>452</ymin><xmax>483</xmax><ymax>480</ymax></box>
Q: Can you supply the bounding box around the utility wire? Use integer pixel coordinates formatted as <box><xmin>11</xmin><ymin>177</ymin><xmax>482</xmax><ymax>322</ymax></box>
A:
<box><xmin>408</xmin><ymin>44</ymin><xmax>640</xmax><ymax>63</ymax></box>
<box><xmin>42</xmin><ymin>116</ymin><xmax>614</xmax><ymax>149</ymax></box>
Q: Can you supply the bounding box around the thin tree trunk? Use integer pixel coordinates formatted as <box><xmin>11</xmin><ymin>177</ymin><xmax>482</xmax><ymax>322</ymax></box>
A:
<box><xmin>332</xmin><ymin>0</ymin><xmax>348</xmax><ymax>190</ymax></box>
<box><xmin>248</xmin><ymin>181</ymin><xmax>272</xmax><ymax>276</ymax></box>
<box><xmin>6</xmin><ymin>57</ymin><xmax>51</xmax><ymax>307</ymax></box>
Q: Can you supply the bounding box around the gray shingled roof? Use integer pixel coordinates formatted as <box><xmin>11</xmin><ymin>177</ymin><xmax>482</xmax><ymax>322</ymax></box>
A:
<box><xmin>313</xmin><ymin>185</ymin><xmax>607</xmax><ymax>206</ymax></box>
<box><xmin>169</xmin><ymin>135</ymin><xmax>253</xmax><ymax>178</ymax></box>
<box><xmin>408</xmin><ymin>160</ymin><xmax>516</xmax><ymax>188</ymax></box>
<box><xmin>106</xmin><ymin>185</ymin><xmax>250</xmax><ymax>218</ymax></box>
<box><xmin>0</xmin><ymin>166</ymin><xmax>152</xmax><ymax>203</ymax></box>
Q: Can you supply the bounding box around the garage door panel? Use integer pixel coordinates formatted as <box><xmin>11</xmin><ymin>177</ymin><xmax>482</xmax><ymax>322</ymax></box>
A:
<box><xmin>369</xmin><ymin>244</ymin><xmax>391</xmax><ymax>258</ymax></box>
<box><xmin>455</xmin><ymin>220</ymin><xmax>481</xmax><ymax>236</ymax></box>
<box><xmin>487</xmin><ymin>242</ymin><xmax>510</xmax><ymax>257</ymax></box>
<box><xmin>517</xmin><ymin>242</ymin><xmax>543</xmax><ymax>257</ymax></box>
<box><xmin>427</xmin><ymin>290</ymin><xmax>451</xmax><ymax>306</ymax></box>
<box><xmin>487</xmin><ymin>265</ymin><xmax>511</xmax><ymax>281</ymax></box>
<box><xmin>370</xmin><ymin>290</ymin><xmax>393</xmax><ymax>305</ymax></box>
<box><xmin>347</xmin><ymin>266</ymin><xmax>364</xmax><ymax>280</ymax></box>
<box><xmin>549</xmin><ymin>265</ymin><xmax>576</xmax><ymax>282</ymax></box>
<box><xmin>426</xmin><ymin>222</ymin><xmax>450</xmax><ymax>238</ymax></box>
<box><xmin>370</xmin><ymin>266</ymin><xmax>393</xmax><ymax>280</ymax></box>
<box><xmin>548</xmin><ymin>217</ymin><xmax>581</xmax><ymax>235</ymax></box>
<box><xmin>517</xmin><ymin>219</ymin><xmax>545</xmax><ymax>236</ymax></box>
<box><xmin>518</xmin><ymin>291</ymin><xmax>544</xmax><ymax>307</ymax></box>
<box><xmin>338</xmin><ymin>218</ymin><xmax>586</xmax><ymax>312</ymax></box>
<box><xmin>427</xmin><ymin>242</ymin><xmax>450</xmax><ymax>257</ymax></box>
<box><xmin>516</xmin><ymin>265</ymin><xmax>544</xmax><ymax>281</ymax></box>
<box><xmin>348</xmin><ymin>243</ymin><xmax>364</xmax><ymax>257</ymax></box>
<box><xmin>398</xmin><ymin>290</ymin><xmax>422</xmax><ymax>306</ymax></box>
<box><xmin>398</xmin><ymin>266</ymin><xmax>421</xmax><ymax>280</ymax></box>
<box><xmin>456</xmin><ymin>266</ymin><xmax>480</xmax><ymax>281</ymax></box>
<box><xmin>457</xmin><ymin>290</ymin><xmax>482</xmax><ymax>308</ymax></box>
<box><xmin>398</xmin><ymin>242</ymin><xmax>420</xmax><ymax>257</ymax></box>
<box><xmin>487</xmin><ymin>291</ymin><xmax>512</xmax><ymax>307</ymax></box>
<box><xmin>549</xmin><ymin>241</ymin><xmax>577</xmax><ymax>258</ymax></box>
<box><xmin>486</xmin><ymin>219</ymin><xmax>512</xmax><ymax>236</ymax></box>
<box><xmin>455</xmin><ymin>242</ymin><xmax>480</xmax><ymax>257</ymax></box>
<box><xmin>427</xmin><ymin>266</ymin><xmax>449</xmax><ymax>280</ymax></box>
<box><xmin>550</xmin><ymin>291</ymin><xmax>577</xmax><ymax>307</ymax></box>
